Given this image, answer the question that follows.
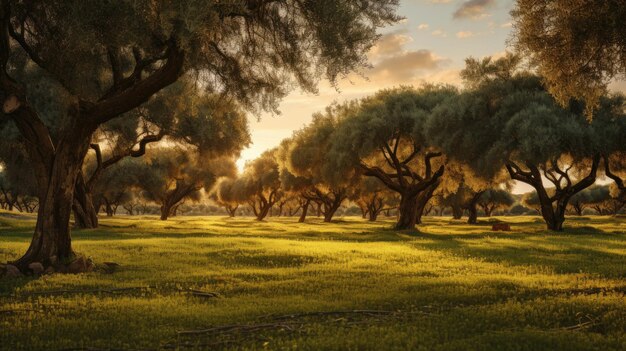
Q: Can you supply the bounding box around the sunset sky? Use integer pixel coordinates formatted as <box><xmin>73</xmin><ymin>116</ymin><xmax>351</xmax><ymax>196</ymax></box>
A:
<box><xmin>237</xmin><ymin>0</ymin><xmax>618</xmax><ymax>193</ymax></box>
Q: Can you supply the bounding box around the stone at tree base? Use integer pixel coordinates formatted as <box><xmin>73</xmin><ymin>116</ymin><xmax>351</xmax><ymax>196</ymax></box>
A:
<box><xmin>492</xmin><ymin>223</ymin><xmax>511</xmax><ymax>231</ymax></box>
<box><xmin>63</xmin><ymin>256</ymin><xmax>95</xmax><ymax>274</ymax></box>
<box><xmin>28</xmin><ymin>262</ymin><xmax>45</xmax><ymax>275</ymax></box>
<box><xmin>44</xmin><ymin>266</ymin><xmax>56</xmax><ymax>275</ymax></box>
<box><xmin>4</xmin><ymin>265</ymin><xmax>22</xmax><ymax>278</ymax></box>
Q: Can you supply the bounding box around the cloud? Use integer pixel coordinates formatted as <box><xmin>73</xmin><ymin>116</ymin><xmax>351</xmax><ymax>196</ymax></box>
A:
<box><xmin>369</xmin><ymin>30</ymin><xmax>413</xmax><ymax>60</ymax></box>
<box><xmin>418</xmin><ymin>23</ymin><xmax>430</xmax><ymax>30</ymax></box>
<box><xmin>368</xmin><ymin>50</ymin><xmax>445</xmax><ymax>83</ymax></box>
<box><xmin>456</xmin><ymin>31</ymin><xmax>475</xmax><ymax>38</ymax></box>
<box><xmin>431</xmin><ymin>29</ymin><xmax>447</xmax><ymax>37</ymax></box>
<box><xmin>453</xmin><ymin>0</ymin><xmax>496</xmax><ymax>20</ymax></box>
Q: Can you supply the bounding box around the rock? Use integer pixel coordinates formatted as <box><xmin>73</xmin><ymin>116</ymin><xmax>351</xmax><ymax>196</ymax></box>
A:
<box><xmin>49</xmin><ymin>256</ymin><xmax>58</xmax><ymax>265</ymax></box>
<box><xmin>28</xmin><ymin>262</ymin><xmax>45</xmax><ymax>275</ymax></box>
<box><xmin>492</xmin><ymin>223</ymin><xmax>511</xmax><ymax>231</ymax></box>
<box><xmin>66</xmin><ymin>256</ymin><xmax>87</xmax><ymax>274</ymax></box>
<box><xmin>44</xmin><ymin>266</ymin><xmax>56</xmax><ymax>275</ymax></box>
<box><xmin>101</xmin><ymin>262</ymin><xmax>120</xmax><ymax>274</ymax></box>
<box><xmin>4</xmin><ymin>265</ymin><xmax>22</xmax><ymax>278</ymax></box>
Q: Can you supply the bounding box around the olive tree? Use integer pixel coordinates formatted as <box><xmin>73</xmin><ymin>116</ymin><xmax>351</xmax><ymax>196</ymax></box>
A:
<box><xmin>137</xmin><ymin>148</ymin><xmax>237</xmax><ymax>220</ymax></box>
<box><xmin>281</xmin><ymin>110</ymin><xmax>358</xmax><ymax>223</ymax></box>
<box><xmin>239</xmin><ymin>150</ymin><xmax>282</xmax><ymax>221</ymax></box>
<box><xmin>429</xmin><ymin>55</ymin><xmax>614</xmax><ymax>231</ymax></box>
<box><xmin>350</xmin><ymin>177</ymin><xmax>394</xmax><ymax>222</ymax></box>
<box><xmin>91</xmin><ymin>158</ymin><xmax>140</xmax><ymax>217</ymax></box>
<box><xmin>211</xmin><ymin>177</ymin><xmax>242</xmax><ymax>217</ymax></box>
<box><xmin>76</xmin><ymin>79</ymin><xmax>250</xmax><ymax>228</ymax></box>
<box><xmin>478</xmin><ymin>189</ymin><xmax>515</xmax><ymax>217</ymax></box>
<box><xmin>328</xmin><ymin>86</ymin><xmax>457</xmax><ymax>229</ymax></box>
<box><xmin>0</xmin><ymin>0</ymin><xmax>400</xmax><ymax>271</ymax></box>
<box><xmin>512</xmin><ymin>0</ymin><xmax>626</xmax><ymax>116</ymax></box>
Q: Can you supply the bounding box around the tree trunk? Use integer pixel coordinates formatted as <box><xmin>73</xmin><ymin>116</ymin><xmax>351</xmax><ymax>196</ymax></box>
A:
<box><xmin>72</xmin><ymin>172</ymin><xmax>99</xmax><ymax>228</ymax></box>
<box><xmin>12</xmin><ymin>131</ymin><xmax>93</xmax><ymax>270</ymax></box>
<box><xmin>160</xmin><ymin>202</ymin><xmax>174</xmax><ymax>220</ymax></box>
<box><xmin>105</xmin><ymin>201</ymin><xmax>114</xmax><ymax>217</ymax></box>
<box><xmin>467</xmin><ymin>206</ymin><xmax>478</xmax><ymax>224</ymax></box>
<box><xmin>415</xmin><ymin>182</ymin><xmax>439</xmax><ymax>224</ymax></box>
<box><xmin>298</xmin><ymin>199</ymin><xmax>310</xmax><ymax>223</ymax></box>
<box><xmin>368</xmin><ymin>210</ymin><xmax>378</xmax><ymax>222</ymax></box>
<box><xmin>481</xmin><ymin>204</ymin><xmax>493</xmax><ymax>217</ymax></box>
<box><xmin>451</xmin><ymin>205</ymin><xmax>463</xmax><ymax>220</ymax></box>
<box><xmin>227</xmin><ymin>205</ymin><xmax>238</xmax><ymax>217</ymax></box>
<box><xmin>466</xmin><ymin>191</ymin><xmax>483</xmax><ymax>225</ymax></box>
<box><xmin>359</xmin><ymin>205</ymin><xmax>368</xmax><ymax>219</ymax></box>
<box><xmin>256</xmin><ymin>204</ymin><xmax>271</xmax><ymax>221</ymax></box>
<box><xmin>323</xmin><ymin>204</ymin><xmax>340</xmax><ymax>222</ymax></box>
<box><xmin>540</xmin><ymin>199</ymin><xmax>566</xmax><ymax>231</ymax></box>
<box><xmin>322</xmin><ymin>197</ymin><xmax>343</xmax><ymax>223</ymax></box>
<box><xmin>395</xmin><ymin>193</ymin><xmax>419</xmax><ymax>230</ymax></box>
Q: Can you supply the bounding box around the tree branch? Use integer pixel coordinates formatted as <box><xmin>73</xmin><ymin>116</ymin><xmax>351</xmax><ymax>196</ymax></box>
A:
<box><xmin>87</xmin><ymin>41</ymin><xmax>185</xmax><ymax>124</ymax></box>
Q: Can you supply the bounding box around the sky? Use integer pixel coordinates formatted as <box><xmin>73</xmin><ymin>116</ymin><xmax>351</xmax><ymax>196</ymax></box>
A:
<box><xmin>235</xmin><ymin>0</ymin><xmax>615</xmax><ymax>194</ymax></box>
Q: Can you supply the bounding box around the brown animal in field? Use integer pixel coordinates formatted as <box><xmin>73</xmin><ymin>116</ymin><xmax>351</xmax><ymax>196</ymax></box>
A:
<box><xmin>491</xmin><ymin>223</ymin><xmax>511</xmax><ymax>231</ymax></box>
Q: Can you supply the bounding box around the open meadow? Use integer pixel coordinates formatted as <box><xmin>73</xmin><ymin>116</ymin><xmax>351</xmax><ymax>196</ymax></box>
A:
<box><xmin>1</xmin><ymin>212</ymin><xmax>625</xmax><ymax>350</ymax></box>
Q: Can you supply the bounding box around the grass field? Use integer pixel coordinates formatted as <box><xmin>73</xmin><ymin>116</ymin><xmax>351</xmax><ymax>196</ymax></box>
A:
<box><xmin>1</xmin><ymin>212</ymin><xmax>625</xmax><ymax>350</ymax></box>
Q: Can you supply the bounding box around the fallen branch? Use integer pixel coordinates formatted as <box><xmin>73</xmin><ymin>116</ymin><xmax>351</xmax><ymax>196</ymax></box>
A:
<box><xmin>177</xmin><ymin>322</ymin><xmax>295</xmax><ymax>336</ymax></box>
<box><xmin>187</xmin><ymin>289</ymin><xmax>220</xmax><ymax>298</ymax></box>
<box><xmin>557</xmin><ymin>320</ymin><xmax>597</xmax><ymax>331</ymax></box>
<box><xmin>19</xmin><ymin>286</ymin><xmax>151</xmax><ymax>296</ymax></box>
<box><xmin>269</xmin><ymin>309</ymin><xmax>396</xmax><ymax>320</ymax></box>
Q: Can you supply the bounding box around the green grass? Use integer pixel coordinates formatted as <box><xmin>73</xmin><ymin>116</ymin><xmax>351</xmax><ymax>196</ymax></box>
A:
<box><xmin>1</xmin><ymin>212</ymin><xmax>625</xmax><ymax>350</ymax></box>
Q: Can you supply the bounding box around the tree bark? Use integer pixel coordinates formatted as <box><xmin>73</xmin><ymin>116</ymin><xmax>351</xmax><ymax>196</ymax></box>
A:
<box><xmin>226</xmin><ymin>205</ymin><xmax>238</xmax><ymax>217</ymax></box>
<box><xmin>368</xmin><ymin>210</ymin><xmax>379</xmax><ymax>222</ymax></box>
<box><xmin>415</xmin><ymin>182</ymin><xmax>439</xmax><ymax>224</ymax></box>
<box><xmin>467</xmin><ymin>206</ymin><xmax>478</xmax><ymax>224</ymax></box>
<box><xmin>256</xmin><ymin>204</ymin><xmax>271</xmax><ymax>221</ymax></box>
<box><xmin>466</xmin><ymin>191</ymin><xmax>484</xmax><ymax>225</ymax></box>
<box><xmin>323</xmin><ymin>201</ymin><xmax>341</xmax><ymax>223</ymax></box>
<box><xmin>395</xmin><ymin>193</ymin><xmax>420</xmax><ymax>230</ymax></box>
<box><xmin>298</xmin><ymin>199</ymin><xmax>310</xmax><ymax>223</ymax></box>
<box><xmin>72</xmin><ymin>172</ymin><xmax>98</xmax><ymax>228</ymax></box>
<box><xmin>451</xmin><ymin>205</ymin><xmax>463</xmax><ymax>220</ymax></box>
<box><xmin>160</xmin><ymin>203</ymin><xmax>173</xmax><ymax>220</ymax></box>
<box><xmin>11</xmin><ymin>123</ymin><xmax>94</xmax><ymax>270</ymax></box>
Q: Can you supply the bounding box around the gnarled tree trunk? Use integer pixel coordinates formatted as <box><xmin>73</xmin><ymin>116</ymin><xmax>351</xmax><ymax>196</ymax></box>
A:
<box><xmin>396</xmin><ymin>193</ymin><xmax>420</xmax><ymax>230</ymax></box>
<box><xmin>10</xmin><ymin>114</ymin><xmax>94</xmax><ymax>270</ymax></box>
<box><xmin>466</xmin><ymin>191</ymin><xmax>484</xmax><ymax>225</ymax></box>
<box><xmin>323</xmin><ymin>200</ymin><xmax>342</xmax><ymax>223</ymax></box>
<box><xmin>298</xmin><ymin>199</ymin><xmax>310</xmax><ymax>223</ymax></box>
<box><xmin>505</xmin><ymin>157</ymin><xmax>600</xmax><ymax>232</ymax></box>
<box><xmin>72</xmin><ymin>172</ymin><xmax>98</xmax><ymax>228</ymax></box>
<box><xmin>451</xmin><ymin>205</ymin><xmax>464</xmax><ymax>220</ymax></box>
<box><xmin>415</xmin><ymin>181</ymin><xmax>439</xmax><ymax>225</ymax></box>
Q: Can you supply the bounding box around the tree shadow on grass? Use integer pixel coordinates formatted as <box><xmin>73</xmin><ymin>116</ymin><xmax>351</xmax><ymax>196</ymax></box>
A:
<box><xmin>410</xmin><ymin>227</ymin><xmax>626</xmax><ymax>278</ymax></box>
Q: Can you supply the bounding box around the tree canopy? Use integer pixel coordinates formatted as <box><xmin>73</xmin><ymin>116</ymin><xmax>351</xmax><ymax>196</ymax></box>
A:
<box><xmin>512</xmin><ymin>0</ymin><xmax>626</xmax><ymax>116</ymax></box>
